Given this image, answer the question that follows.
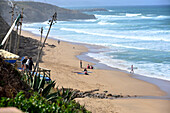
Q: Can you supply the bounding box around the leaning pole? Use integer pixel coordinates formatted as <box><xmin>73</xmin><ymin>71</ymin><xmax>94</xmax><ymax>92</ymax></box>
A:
<box><xmin>31</xmin><ymin>12</ymin><xmax>57</xmax><ymax>77</ymax></box>
<box><xmin>0</xmin><ymin>14</ymin><xmax>21</xmax><ymax>49</ymax></box>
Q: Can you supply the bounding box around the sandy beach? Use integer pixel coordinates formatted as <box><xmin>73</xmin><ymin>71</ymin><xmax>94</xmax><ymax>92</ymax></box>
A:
<box><xmin>21</xmin><ymin>30</ymin><xmax>170</xmax><ymax>113</ymax></box>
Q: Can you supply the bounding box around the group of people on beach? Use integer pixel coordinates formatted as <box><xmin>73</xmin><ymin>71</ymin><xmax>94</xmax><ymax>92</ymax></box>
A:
<box><xmin>80</xmin><ymin>60</ymin><xmax>135</xmax><ymax>75</ymax></box>
<box><xmin>80</xmin><ymin>60</ymin><xmax>94</xmax><ymax>75</ymax></box>
<box><xmin>87</xmin><ymin>64</ymin><xmax>94</xmax><ymax>69</ymax></box>
<box><xmin>84</xmin><ymin>65</ymin><xmax>93</xmax><ymax>75</ymax></box>
<box><xmin>21</xmin><ymin>56</ymin><xmax>34</xmax><ymax>72</ymax></box>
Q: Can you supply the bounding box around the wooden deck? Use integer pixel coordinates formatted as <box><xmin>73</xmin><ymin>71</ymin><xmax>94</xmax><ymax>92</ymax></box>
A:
<box><xmin>38</xmin><ymin>67</ymin><xmax>51</xmax><ymax>78</ymax></box>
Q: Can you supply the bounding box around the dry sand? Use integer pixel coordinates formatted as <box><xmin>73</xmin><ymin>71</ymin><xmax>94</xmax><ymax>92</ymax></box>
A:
<box><xmin>21</xmin><ymin>30</ymin><xmax>170</xmax><ymax>113</ymax></box>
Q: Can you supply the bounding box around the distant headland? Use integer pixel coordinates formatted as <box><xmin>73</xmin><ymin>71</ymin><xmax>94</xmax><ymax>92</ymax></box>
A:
<box><xmin>0</xmin><ymin>0</ymin><xmax>96</xmax><ymax>24</ymax></box>
<box><xmin>76</xmin><ymin>8</ymin><xmax>108</xmax><ymax>12</ymax></box>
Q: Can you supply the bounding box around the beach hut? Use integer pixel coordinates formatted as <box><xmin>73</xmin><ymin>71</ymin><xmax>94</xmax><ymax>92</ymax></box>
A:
<box><xmin>0</xmin><ymin>49</ymin><xmax>19</xmax><ymax>63</ymax></box>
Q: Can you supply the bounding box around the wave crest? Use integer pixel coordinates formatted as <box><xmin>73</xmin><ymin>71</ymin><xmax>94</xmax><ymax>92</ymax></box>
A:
<box><xmin>98</xmin><ymin>21</ymin><xmax>117</xmax><ymax>25</ymax></box>
<box><xmin>60</xmin><ymin>28</ymin><xmax>170</xmax><ymax>42</ymax></box>
<box><xmin>95</xmin><ymin>14</ymin><xmax>170</xmax><ymax>20</ymax></box>
<box><xmin>125</xmin><ymin>13</ymin><xmax>141</xmax><ymax>17</ymax></box>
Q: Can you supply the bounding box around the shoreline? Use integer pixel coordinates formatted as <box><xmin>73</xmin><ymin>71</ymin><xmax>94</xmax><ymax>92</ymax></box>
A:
<box><xmin>22</xmin><ymin>29</ymin><xmax>170</xmax><ymax>97</ymax></box>
<box><xmin>52</xmin><ymin>34</ymin><xmax>170</xmax><ymax>82</ymax></box>
<box><xmin>75</xmin><ymin>44</ymin><xmax>170</xmax><ymax>98</ymax></box>
<box><xmin>52</xmin><ymin>36</ymin><xmax>170</xmax><ymax>97</ymax></box>
<box><xmin>20</xmin><ymin>30</ymin><xmax>170</xmax><ymax>113</ymax></box>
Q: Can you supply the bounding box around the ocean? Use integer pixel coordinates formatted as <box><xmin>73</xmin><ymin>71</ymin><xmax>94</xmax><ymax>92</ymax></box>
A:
<box><xmin>23</xmin><ymin>5</ymin><xmax>170</xmax><ymax>81</ymax></box>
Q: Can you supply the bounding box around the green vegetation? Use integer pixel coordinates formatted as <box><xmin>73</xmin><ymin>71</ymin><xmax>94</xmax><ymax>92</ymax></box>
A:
<box><xmin>23</xmin><ymin>72</ymin><xmax>77</xmax><ymax>102</ymax></box>
<box><xmin>0</xmin><ymin>91</ymin><xmax>90</xmax><ymax>113</ymax></box>
<box><xmin>0</xmin><ymin>57</ymin><xmax>90</xmax><ymax>112</ymax></box>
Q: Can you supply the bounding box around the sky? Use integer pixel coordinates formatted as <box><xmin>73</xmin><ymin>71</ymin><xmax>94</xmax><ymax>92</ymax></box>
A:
<box><xmin>13</xmin><ymin>0</ymin><xmax>170</xmax><ymax>7</ymax></box>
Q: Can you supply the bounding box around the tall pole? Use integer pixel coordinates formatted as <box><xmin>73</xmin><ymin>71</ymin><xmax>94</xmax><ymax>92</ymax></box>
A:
<box><xmin>4</xmin><ymin>38</ymin><xmax>8</xmax><ymax>50</ymax></box>
<box><xmin>16</xmin><ymin>8</ymin><xmax>24</xmax><ymax>54</ymax></box>
<box><xmin>37</xmin><ymin>27</ymin><xmax>43</xmax><ymax>71</ymax></box>
<box><xmin>9</xmin><ymin>4</ymin><xmax>16</xmax><ymax>52</ymax></box>
<box><xmin>32</xmin><ymin>12</ymin><xmax>57</xmax><ymax>77</ymax></box>
<box><xmin>39</xmin><ymin>27</ymin><xmax>43</xmax><ymax>49</ymax></box>
<box><xmin>15</xmin><ymin>22</ymin><xmax>19</xmax><ymax>53</ymax></box>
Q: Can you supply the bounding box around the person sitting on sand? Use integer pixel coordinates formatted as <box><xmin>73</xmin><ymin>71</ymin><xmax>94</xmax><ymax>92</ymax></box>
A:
<box><xmin>84</xmin><ymin>71</ymin><xmax>88</xmax><ymax>75</ymax></box>
<box><xmin>87</xmin><ymin>64</ymin><xmax>90</xmax><ymax>69</ymax></box>
<box><xmin>84</xmin><ymin>68</ymin><xmax>87</xmax><ymax>72</ymax></box>
<box><xmin>90</xmin><ymin>65</ymin><xmax>94</xmax><ymax>69</ymax></box>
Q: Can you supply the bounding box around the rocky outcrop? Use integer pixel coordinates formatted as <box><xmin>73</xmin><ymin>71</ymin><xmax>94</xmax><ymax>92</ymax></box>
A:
<box><xmin>59</xmin><ymin>88</ymin><xmax>138</xmax><ymax>99</ymax></box>
<box><xmin>0</xmin><ymin>57</ymin><xmax>31</xmax><ymax>98</ymax></box>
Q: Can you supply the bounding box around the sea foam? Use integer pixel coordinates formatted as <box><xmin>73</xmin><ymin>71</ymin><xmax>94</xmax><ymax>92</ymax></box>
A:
<box><xmin>97</xmin><ymin>21</ymin><xmax>117</xmax><ymax>25</ymax></box>
<box><xmin>125</xmin><ymin>13</ymin><xmax>142</xmax><ymax>17</ymax></box>
<box><xmin>60</xmin><ymin>28</ymin><xmax>170</xmax><ymax>42</ymax></box>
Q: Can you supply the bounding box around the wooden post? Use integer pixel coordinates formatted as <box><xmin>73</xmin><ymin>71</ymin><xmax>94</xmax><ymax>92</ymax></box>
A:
<box><xmin>16</xmin><ymin>8</ymin><xmax>24</xmax><ymax>54</ymax></box>
<box><xmin>39</xmin><ymin>27</ymin><xmax>43</xmax><ymax>50</ymax></box>
<box><xmin>32</xmin><ymin>12</ymin><xmax>57</xmax><ymax>77</ymax></box>
<box><xmin>1</xmin><ymin>14</ymin><xmax>21</xmax><ymax>49</ymax></box>
<box><xmin>14</xmin><ymin>22</ymin><xmax>19</xmax><ymax>53</ymax></box>
<box><xmin>9</xmin><ymin>4</ymin><xmax>16</xmax><ymax>52</ymax></box>
<box><xmin>37</xmin><ymin>27</ymin><xmax>43</xmax><ymax>72</ymax></box>
<box><xmin>38</xmin><ymin>27</ymin><xmax>43</xmax><ymax>59</ymax></box>
<box><xmin>4</xmin><ymin>38</ymin><xmax>8</xmax><ymax>50</ymax></box>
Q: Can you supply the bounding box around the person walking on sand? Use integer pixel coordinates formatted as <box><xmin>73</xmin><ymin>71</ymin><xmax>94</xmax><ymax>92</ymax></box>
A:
<box><xmin>80</xmin><ymin>60</ymin><xmax>82</xmax><ymax>68</ymax></box>
<box><xmin>25</xmin><ymin>57</ymin><xmax>30</xmax><ymax>72</ymax></box>
<box><xmin>130</xmin><ymin>65</ymin><xmax>134</xmax><ymax>73</ymax></box>
<box><xmin>21</xmin><ymin>56</ymin><xmax>28</xmax><ymax>71</ymax></box>
<box><xmin>28</xmin><ymin>57</ymin><xmax>34</xmax><ymax>72</ymax></box>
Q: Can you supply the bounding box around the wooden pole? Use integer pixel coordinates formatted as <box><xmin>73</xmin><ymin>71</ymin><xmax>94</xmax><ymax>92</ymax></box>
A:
<box><xmin>40</xmin><ymin>27</ymin><xmax>43</xmax><ymax>47</ymax></box>
<box><xmin>16</xmin><ymin>8</ymin><xmax>24</xmax><ymax>54</ymax></box>
<box><xmin>4</xmin><ymin>38</ymin><xmax>8</xmax><ymax>50</ymax></box>
<box><xmin>15</xmin><ymin>22</ymin><xmax>19</xmax><ymax>53</ymax></box>
<box><xmin>1</xmin><ymin>14</ymin><xmax>21</xmax><ymax>49</ymax></box>
<box><xmin>37</xmin><ymin>27</ymin><xmax>43</xmax><ymax>71</ymax></box>
<box><xmin>9</xmin><ymin>4</ymin><xmax>16</xmax><ymax>52</ymax></box>
<box><xmin>32</xmin><ymin>12</ymin><xmax>57</xmax><ymax>77</ymax></box>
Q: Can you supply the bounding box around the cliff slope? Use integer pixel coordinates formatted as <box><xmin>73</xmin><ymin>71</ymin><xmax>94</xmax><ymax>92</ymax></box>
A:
<box><xmin>0</xmin><ymin>0</ymin><xmax>96</xmax><ymax>23</ymax></box>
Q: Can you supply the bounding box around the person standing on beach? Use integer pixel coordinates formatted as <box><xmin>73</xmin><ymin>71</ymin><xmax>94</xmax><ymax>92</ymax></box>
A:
<box><xmin>80</xmin><ymin>60</ymin><xmax>82</xmax><ymax>68</ymax></box>
<box><xmin>58</xmin><ymin>40</ymin><xmax>60</xmax><ymax>44</ymax></box>
<box><xmin>28</xmin><ymin>57</ymin><xmax>34</xmax><ymax>72</ymax></box>
<box><xmin>130</xmin><ymin>65</ymin><xmax>134</xmax><ymax>73</ymax></box>
<box><xmin>25</xmin><ymin>57</ymin><xmax>30</xmax><ymax>72</ymax></box>
<box><xmin>21</xmin><ymin>56</ymin><xmax>28</xmax><ymax>71</ymax></box>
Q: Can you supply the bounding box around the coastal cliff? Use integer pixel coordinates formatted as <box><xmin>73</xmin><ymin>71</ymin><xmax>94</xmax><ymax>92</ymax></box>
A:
<box><xmin>0</xmin><ymin>0</ymin><xmax>96</xmax><ymax>24</ymax></box>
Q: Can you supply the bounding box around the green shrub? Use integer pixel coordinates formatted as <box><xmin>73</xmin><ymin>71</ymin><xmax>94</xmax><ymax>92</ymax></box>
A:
<box><xmin>0</xmin><ymin>91</ymin><xmax>90</xmax><ymax>113</ymax></box>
